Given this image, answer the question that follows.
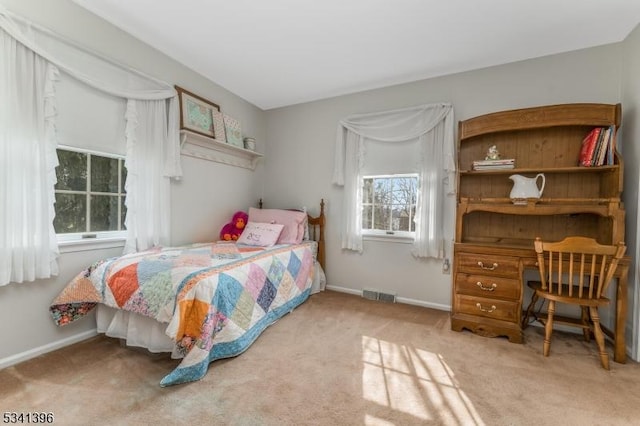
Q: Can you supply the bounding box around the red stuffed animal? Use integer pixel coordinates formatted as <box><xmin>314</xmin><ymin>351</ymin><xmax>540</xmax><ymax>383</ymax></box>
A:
<box><xmin>220</xmin><ymin>211</ymin><xmax>249</xmax><ymax>241</ymax></box>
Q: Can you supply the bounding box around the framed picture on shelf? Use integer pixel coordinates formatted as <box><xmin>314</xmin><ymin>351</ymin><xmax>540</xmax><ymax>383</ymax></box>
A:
<box><xmin>223</xmin><ymin>114</ymin><xmax>244</xmax><ymax>148</ymax></box>
<box><xmin>175</xmin><ymin>85</ymin><xmax>220</xmax><ymax>139</ymax></box>
<box><xmin>212</xmin><ymin>109</ymin><xmax>226</xmax><ymax>143</ymax></box>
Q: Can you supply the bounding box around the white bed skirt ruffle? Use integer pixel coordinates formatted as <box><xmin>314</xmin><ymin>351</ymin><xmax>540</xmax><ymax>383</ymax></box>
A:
<box><xmin>96</xmin><ymin>305</ymin><xmax>180</xmax><ymax>356</ymax></box>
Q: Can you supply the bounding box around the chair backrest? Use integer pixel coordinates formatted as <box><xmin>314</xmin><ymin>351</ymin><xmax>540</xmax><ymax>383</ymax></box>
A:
<box><xmin>534</xmin><ymin>236</ymin><xmax>626</xmax><ymax>299</ymax></box>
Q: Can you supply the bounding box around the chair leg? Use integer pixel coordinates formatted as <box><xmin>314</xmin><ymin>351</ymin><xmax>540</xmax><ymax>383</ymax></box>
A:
<box><xmin>522</xmin><ymin>292</ymin><xmax>539</xmax><ymax>329</ymax></box>
<box><xmin>581</xmin><ymin>306</ymin><xmax>591</xmax><ymax>342</ymax></box>
<box><xmin>543</xmin><ymin>300</ymin><xmax>555</xmax><ymax>357</ymax></box>
<box><xmin>589</xmin><ymin>306</ymin><xmax>610</xmax><ymax>370</ymax></box>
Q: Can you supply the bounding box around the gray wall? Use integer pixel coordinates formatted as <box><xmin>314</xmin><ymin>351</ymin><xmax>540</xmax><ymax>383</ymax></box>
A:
<box><xmin>0</xmin><ymin>0</ymin><xmax>266</xmax><ymax>363</ymax></box>
<box><xmin>265</xmin><ymin>44</ymin><xmax>623</xmax><ymax>311</ymax></box>
<box><xmin>265</xmin><ymin>37</ymin><xmax>640</xmax><ymax>357</ymax></box>
<box><xmin>621</xmin><ymin>23</ymin><xmax>640</xmax><ymax>359</ymax></box>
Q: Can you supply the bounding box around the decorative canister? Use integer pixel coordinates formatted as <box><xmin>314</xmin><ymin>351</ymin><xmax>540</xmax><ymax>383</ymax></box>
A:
<box><xmin>243</xmin><ymin>137</ymin><xmax>256</xmax><ymax>151</ymax></box>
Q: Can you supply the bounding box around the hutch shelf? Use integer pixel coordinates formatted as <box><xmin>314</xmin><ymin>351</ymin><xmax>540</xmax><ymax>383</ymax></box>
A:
<box><xmin>451</xmin><ymin>103</ymin><xmax>626</xmax><ymax>344</ymax></box>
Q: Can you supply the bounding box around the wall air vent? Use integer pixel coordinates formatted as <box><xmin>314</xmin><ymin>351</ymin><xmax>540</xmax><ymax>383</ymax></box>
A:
<box><xmin>362</xmin><ymin>288</ymin><xmax>396</xmax><ymax>303</ymax></box>
<box><xmin>362</xmin><ymin>288</ymin><xmax>379</xmax><ymax>301</ymax></box>
<box><xmin>377</xmin><ymin>292</ymin><xmax>397</xmax><ymax>303</ymax></box>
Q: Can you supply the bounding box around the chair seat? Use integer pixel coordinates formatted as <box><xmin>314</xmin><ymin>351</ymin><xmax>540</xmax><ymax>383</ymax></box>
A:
<box><xmin>527</xmin><ymin>281</ymin><xmax>610</xmax><ymax>307</ymax></box>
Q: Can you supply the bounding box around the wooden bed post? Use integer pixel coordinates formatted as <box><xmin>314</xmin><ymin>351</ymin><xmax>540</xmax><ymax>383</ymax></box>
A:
<box><xmin>308</xmin><ymin>199</ymin><xmax>326</xmax><ymax>271</ymax></box>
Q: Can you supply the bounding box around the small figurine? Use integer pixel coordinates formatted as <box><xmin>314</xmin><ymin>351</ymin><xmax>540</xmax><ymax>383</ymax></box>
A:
<box><xmin>485</xmin><ymin>145</ymin><xmax>501</xmax><ymax>160</ymax></box>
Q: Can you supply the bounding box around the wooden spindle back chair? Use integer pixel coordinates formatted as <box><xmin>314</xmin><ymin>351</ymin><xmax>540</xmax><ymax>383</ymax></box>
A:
<box><xmin>522</xmin><ymin>236</ymin><xmax>626</xmax><ymax>369</ymax></box>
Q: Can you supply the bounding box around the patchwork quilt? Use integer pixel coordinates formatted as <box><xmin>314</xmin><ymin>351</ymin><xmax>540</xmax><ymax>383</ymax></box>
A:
<box><xmin>50</xmin><ymin>241</ymin><xmax>315</xmax><ymax>386</ymax></box>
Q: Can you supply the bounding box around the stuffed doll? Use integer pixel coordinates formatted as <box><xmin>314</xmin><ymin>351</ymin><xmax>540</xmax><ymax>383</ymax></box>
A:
<box><xmin>219</xmin><ymin>211</ymin><xmax>249</xmax><ymax>241</ymax></box>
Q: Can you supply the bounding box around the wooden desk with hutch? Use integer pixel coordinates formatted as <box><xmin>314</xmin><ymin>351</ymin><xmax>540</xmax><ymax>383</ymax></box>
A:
<box><xmin>451</xmin><ymin>103</ymin><xmax>629</xmax><ymax>363</ymax></box>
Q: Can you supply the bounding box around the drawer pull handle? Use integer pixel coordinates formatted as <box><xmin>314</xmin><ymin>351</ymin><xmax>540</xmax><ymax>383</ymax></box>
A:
<box><xmin>476</xmin><ymin>281</ymin><xmax>498</xmax><ymax>291</ymax></box>
<box><xmin>477</xmin><ymin>261</ymin><xmax>498</xmax><ymax>271</ymax></box>
<box><xmin>476</xmin><ymin>303</ymin><xmax>497</xmax><ymax>313</ymax></box>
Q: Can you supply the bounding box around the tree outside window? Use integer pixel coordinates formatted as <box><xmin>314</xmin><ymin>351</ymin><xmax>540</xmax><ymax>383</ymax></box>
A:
<box><xmin>362</xmin><ymin>174</ymin><xmax>418</xmax><ymax>236</ymax></box>
<box><xmin>54</xmin><ymin>148</ymin><xmax>126</xmax><ymax>236</ymax></box>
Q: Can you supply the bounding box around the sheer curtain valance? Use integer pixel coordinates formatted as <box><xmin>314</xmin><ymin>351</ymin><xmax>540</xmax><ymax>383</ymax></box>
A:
<box><xmin>0</xmin><ymin>7</ymin><xmax>175</xmax><ymax>101</ymax></box>
<box><xmin>0</xmin><ymin>7</ymin><xmax>182</xmax><ymax>286</ymax></box>
<box><xmin>332</xmin><ymin>103</ymin><xmax>455</xmax><ymax>258</ymax></box>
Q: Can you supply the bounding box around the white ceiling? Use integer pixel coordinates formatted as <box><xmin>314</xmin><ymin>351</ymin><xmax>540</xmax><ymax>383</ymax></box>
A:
<box><xmin>71</xmin><ymin>0</ymin><xmax>640</xmax><ymax>110</ymax></box>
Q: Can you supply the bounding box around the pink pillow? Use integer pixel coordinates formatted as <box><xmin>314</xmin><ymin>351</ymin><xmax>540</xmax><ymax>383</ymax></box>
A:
<box><xmin>237</xmin><ymin>222</ymin><xmax>284</xmax><ymax>247</ymax></box>
<box><xmin>248</xmin><ymin>207</ymin><xmax>307</xmax><ymax>244</ymax></box>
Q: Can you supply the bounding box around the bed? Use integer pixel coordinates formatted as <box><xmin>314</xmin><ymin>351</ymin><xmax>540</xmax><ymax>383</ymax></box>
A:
<box><xmin>50</xmin><ymin>200</ymin><xmax>326</xmax><ymax>386</ymax></box>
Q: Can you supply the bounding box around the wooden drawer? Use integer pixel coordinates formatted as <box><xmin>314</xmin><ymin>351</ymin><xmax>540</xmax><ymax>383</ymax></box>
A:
<box><xmin>455</xmin><ymin>273</ymin><xmax>520</xmax><ymax>301</ymax></box>
<box><xmin>457</xmin><ymin>253</ymin><xmax>520</xmax><ymax>278</ymax></box>
<box><xmin>454</xmin><ymin>294</ymin><xmax>520</xmax><ymax>323</ymax></box>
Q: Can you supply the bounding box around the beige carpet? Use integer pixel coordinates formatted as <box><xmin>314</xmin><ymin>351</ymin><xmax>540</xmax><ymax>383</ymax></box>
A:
<box><xmin>2</xmin><ymin>290</ymin><xmax>640</xmax><ymax>425</ymax></box>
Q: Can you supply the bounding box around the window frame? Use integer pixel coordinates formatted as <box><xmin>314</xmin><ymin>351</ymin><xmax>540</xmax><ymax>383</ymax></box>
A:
<box><xmin>55</xmin><ymin>145</ymin><xmax>127</xmax><ymax>244</ymax></box>
<box><xmin>361</xmin><ymin>173</ymin><xmax>419</xmax><ymax>240</ymax></box>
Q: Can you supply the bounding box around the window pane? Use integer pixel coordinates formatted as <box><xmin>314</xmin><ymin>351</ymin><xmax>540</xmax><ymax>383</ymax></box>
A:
<box><xmin>91</xmin><ymin>195</ymin><xmax>119</xmax><ymax>231</ymax></box>
<box><xmin>54</xmin><ymin>193</ymin><xmax>86</xmax><ymax>233</ymax></box>
<box><xmin>362</xmin><ymin>179</ymin><xmax>373</xmax><ymax>203</ymax></box>
<box><xmin>362</xmin><ymin>205</ymin><xmax>372</xmax><ymax>229</ymax></box>
<box><xmin>392</xmin><ymin>177</ymin><xmax>417</xmax><ymax>205</ymax></box>
<box><xmin>373</xmin><ymin>179</ymin><xmax>391</xmax><ymax>205</ymax></box>
<box><xmin>121</xmin><ymin>161</ymin><xmax>127</xmax><ymax>193</ymax></box>
<box><xmin>391</xmin><ymin>204</ymin><xmax>411</xmax><ymax>231</ymax></box>
<box><xmin>361</xmin><ymin>174</ymin><xmax>418</xmax><ymax>234</ymax></box>
<box><xmin>373</xmin><ymin>205</ymin><xmax>391</xmax><ymax>230</ymax></box>
<box><xmin>91</xmin><ymin>155</ymin><xmax>119</xmax><ymax>193</ymax></box>
<box><xmin>391</xmin><ymin>205</ymin><xmax>400</xmax><ymax>231</ymax></box>
<box><xmin>120</xmin><ymin>195</ymin><xmax>127</xmax><ymax>230</ymax></box>
<box><xmin>409</xmin><ymin>207</ymin><xmax>415</xmax><ymax>232</ymax></box>
<box><xmin>56</xmin><ymin>150</ymin><xmax>87</xmax><ymax>191</ymax></box>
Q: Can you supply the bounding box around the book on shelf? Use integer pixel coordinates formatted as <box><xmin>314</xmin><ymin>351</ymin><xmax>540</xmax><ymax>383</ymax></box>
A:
<box><xmin>472</xmin><ymin>158</ymin><xmax>515</xmax><ymax>170</ymax></box>
<box><xmin>606</xmin><ymin>124</ymin><xmax>616</xmax><ymax>165</ymax></box>
<box><xmin>578</xmin><ymin>126</ymin><xmax>615</xmax><ymax>167</ymax></box>
<box><xmin>595</xmin><ymin>126</ymin><xmax>610</xmax><ymax>166</ymax></box>
<box><xmin>578</xmin><ymin>127</ymin><xmax>601</xmax><ymax>166</ymax></box>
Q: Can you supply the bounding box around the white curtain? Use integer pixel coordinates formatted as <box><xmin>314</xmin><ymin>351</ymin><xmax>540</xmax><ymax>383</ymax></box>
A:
<box><xmin>123</xmin><ymin>99</ymin><xmax>175</xmax><ymax>253</ymax></box>
<box><xmin>0</xmin><ymin>7</ymin><xmax>182</xmax><ymax>285</ymax></box>
<box><xmin>0</xmin><ymin>26</ymin><xmax>60</xmax><ymax>286</ymax></box>
<box><xmin>333</xmin><ymin>103</ymin><xmax>455</xmax><ymax>258</ymax></box>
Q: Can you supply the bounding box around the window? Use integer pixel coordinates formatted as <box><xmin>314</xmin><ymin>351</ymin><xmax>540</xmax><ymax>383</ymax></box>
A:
<box><xmin>362</xmin><ymin>174</ymin><xmax>418</xmax><ymax>238</ymax></box>
<box><xmin>54</xmin><ymin>147</ymin><xmax>127</xmax><ymax>240</ymax></box>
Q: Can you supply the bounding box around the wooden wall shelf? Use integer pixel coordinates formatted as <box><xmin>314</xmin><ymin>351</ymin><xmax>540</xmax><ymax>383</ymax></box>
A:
<box><xmin>180</xmin><ymin>129</ymin><xmax>263</xmax><ymax>170</ymax></box>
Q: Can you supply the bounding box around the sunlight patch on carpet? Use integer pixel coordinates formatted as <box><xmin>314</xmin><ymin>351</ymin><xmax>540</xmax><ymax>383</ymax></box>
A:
<box><xmin>361</xmin><ymin>336</ymin><xmax>485</xmax><ymax>425</ymax></box>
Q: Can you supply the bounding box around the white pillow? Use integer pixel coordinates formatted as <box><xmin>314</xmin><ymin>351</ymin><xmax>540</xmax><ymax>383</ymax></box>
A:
<box><xmin>237</xmin><ymin>222</ymin><xmax>284</xmax><ymax>247</ymax></box>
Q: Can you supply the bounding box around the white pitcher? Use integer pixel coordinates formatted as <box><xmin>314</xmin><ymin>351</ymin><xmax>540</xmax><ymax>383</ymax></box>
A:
<box><xmin>509</xmin><ymin>174</ymin><xmax>545</xmax><ymax>204</ymax></box>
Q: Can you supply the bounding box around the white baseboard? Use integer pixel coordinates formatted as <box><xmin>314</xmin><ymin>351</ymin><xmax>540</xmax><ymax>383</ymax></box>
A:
<box><xmin>0</xmin><ymin>329</ymin><xmax>98</xmax><ymax>370</ymax></box>
<box><xmin>325</xmin><ymin>285</ymin><xmax>452</xmax><ymax>312</ymax></box>
<box><xmin>397</xmin><ymin>296</ymin><xmax>451</xmax><ymax>312</ymax></box>
<box><xmin>325</xmin><ymin>285</ymin><xmax>361</xmax><ymax>296</ymax></box>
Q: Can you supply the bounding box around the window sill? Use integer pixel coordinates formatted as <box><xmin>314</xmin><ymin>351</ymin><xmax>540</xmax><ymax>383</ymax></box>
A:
<box><xmin>58</xmin><ymin>237</ymin><xmax>126</xmax><ymax>253</ymax></box>
<box><xmin>363</xmin><ymin>235</ymin><xmax>414</xmax><ymax>244</ymax></box>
